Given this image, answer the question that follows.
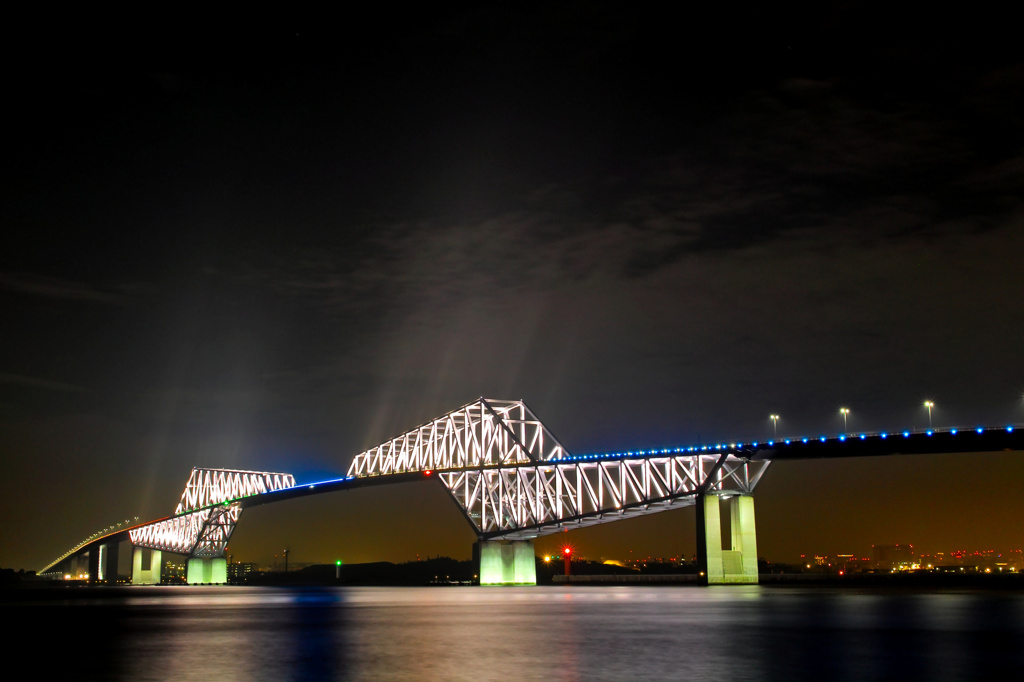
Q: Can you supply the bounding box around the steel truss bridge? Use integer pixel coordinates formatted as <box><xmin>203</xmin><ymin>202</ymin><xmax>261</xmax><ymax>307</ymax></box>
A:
<box><xmin>41</xmin><ymin>398</ymin><xmax>1023</xmax><ymax>586</ymax></box>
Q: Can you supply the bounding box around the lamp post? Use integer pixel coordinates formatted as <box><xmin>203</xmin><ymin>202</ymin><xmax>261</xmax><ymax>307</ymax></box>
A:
<box><xmin>770</xmin><ymin>415</ymin><xmax>780</xmax><ymax>439</ymax></box>
<box><xmin>839</xmin><ymin>407</ymin><xmax>850</xmax><ymax>433</ymax></box>
<box><xmin>924</xmin><ymin>401</ymin><xmax>934</xmax><ymax>429</ymax></box>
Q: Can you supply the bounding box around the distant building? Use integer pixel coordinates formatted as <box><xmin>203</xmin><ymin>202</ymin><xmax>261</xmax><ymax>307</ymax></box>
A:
<box><xmin>163</xmin><ymin>559</ymin><xmax>187</xmax><ymax>583</ymax></box>
<box><xmin>872</xmin><ymin>544</ymin><xmax>916</xmax><ymax>571</ymax></box>
<box><xmin>228</xmin><ymin>562</ymin><xmax>256</xmax><ymax>581</ymax></box>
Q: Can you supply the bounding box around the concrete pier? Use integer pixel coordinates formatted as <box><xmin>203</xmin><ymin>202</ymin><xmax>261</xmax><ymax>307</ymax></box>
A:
<box><xmin>99</xmin><ymin>541</ymin><xmax>119</xmax><ymax>584</ymax></box>
<box><xmin>131</xmin><ymin>547</ymin><xmax>162</xmax><ymax>585</ymax></box>
<box><xmin>186</xmin><ymin>557</ymin><xmax>227</xmax><ymax>584</ymax></box>
<box><xmin>697</xmin><ymin>493</ymin><xmax>759</xmax><ymax>584</ymax></box>
<box><xmin>87</xmin><ymin>548</ymin><xmax>99</xmax><ymax>585</ymax></box>
<box><xmin>477</xmin><ymin>540</ymin><xmax>537</xmax><ymax>585</ymax></box>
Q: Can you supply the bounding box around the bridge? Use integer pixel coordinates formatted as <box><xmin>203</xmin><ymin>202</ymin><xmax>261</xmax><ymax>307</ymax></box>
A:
<box><xmin>40</xmin><ymin>398</ymin><xmax>1023</xmax><ymax>586</ymax></box>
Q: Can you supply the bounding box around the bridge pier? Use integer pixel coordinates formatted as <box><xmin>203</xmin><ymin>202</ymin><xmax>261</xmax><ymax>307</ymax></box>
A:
<box><xmin>70</xmin><ymin>554</ymin><xmax>85</xmax><ymax>580</ymax></box>
<box><xmin>99</xmin><ymin>541</ymin><xmax>119</xmax><ymax>584</ymax></box>
<box><xmin>476</xmin><ymin>540</ymin><xmax>537</xmax><ymax>585</ymax></box>
<box><xmin>131</xmin><ymin>547</ymin><xmax>162</xmax><ymax>585</ymax></box>
<box><xmin>87</xmin><ymin>548</ymin><xmax>100</xmax><ymax>585</ymax></box>
<box><xmin>186</xmin><ymin>557</ymin><xmax>227</xmax><ymax>584</ymax></box>
<box><xmin>697</xmin><ymin>493</ymin><xmax>759</xmax><ymax>584</ymax></box>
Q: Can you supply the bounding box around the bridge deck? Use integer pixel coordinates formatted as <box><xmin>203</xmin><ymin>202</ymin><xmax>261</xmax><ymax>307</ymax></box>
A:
<box><xmin>41</xmin><ymin>425</ymin><xmax>1021</xmax><ymax>575</ymax></box>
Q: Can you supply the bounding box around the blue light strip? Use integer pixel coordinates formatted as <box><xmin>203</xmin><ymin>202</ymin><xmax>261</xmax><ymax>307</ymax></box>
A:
<box><xmin>557</xmin><ymin>425</ymin><xmax>1020</xmax><ymax>464</ymax></box>
<box><xmin>281</xmin><ymin>426</ymin><xmax>1020</xmax><ymax>485</ymax></box>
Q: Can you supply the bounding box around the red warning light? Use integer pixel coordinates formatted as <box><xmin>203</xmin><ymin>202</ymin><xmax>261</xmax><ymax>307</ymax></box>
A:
<box><xmin>424</xmin><ymin>470</ymin><xmax>432</xmax><ymax>476</ymax></box>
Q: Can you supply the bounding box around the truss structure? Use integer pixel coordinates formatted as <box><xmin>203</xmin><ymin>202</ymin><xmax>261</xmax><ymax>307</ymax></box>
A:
<box><xmin>40</xmin><ymin>406</ymin><xmax>1024</xmax><ymax>576</ymax></box>
<box><xmin>46</xmin><ymin>398</ymin><xmax>775</xmax><ymax>573</ymax></box>
<box><xmin>348</xmin><ymin>399</ymin><xmax>565</xmax><ymax>477</ymax></box>
<box><xmin>342</xmin><ymin>398</ymin><xmax>771</xmax><ymax>540</ymax></box>
<box><xmin>128</xmin><ymin>503</ymin><xmax>242</xmax><ymax>556</ymax></box>
<box><xmin>438</xmin><ymin>452</ymin><xmax>769</xmax><ymax>540</ymax></box>
<box><xmin>176</xmin><ymin>468</ymin><xmax>295</xmax><ymax>513</ymax></box>
<box><xmin>128</xmin><ymin>468</ymin><xmax>294</xmax><ymax>558</ymax></box>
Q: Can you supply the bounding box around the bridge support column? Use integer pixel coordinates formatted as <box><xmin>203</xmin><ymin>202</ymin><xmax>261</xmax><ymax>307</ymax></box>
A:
<box><xmin>729</xmin><ymin>495</ymin><xmax>759</xmax><ymax>581</ymax></box>
<box><xmin>87</xmin><ymin>548</ymin><xmax>100</xmax><ymax>585</ymax></box>
<box><xmin>477</xmin><ymin>540</ymin><xmax>536</xmax><ymax>586</ymax></box>
<box><xmin>697</xmin><ymin>493</ymin><xmax>759</xmax><ymax>584</ymax></box>
<box><xmin>131</xmin><ymin>547</ymin><xmax>162</xmax><ymax>585</ymax></box>
<box><xmin>187</xmin><ymin>557</ymin><xmax>227</xmax><ymax>584</ymax></box>
<box><xmin>100</xmin><ymin>541</ymin><xmax>120</xmax><ymax>584</ymax></box>
<box><xmin>70</xmin><ymin>554</ymin><xmax>84</xmax><ymax>580</ymax></box>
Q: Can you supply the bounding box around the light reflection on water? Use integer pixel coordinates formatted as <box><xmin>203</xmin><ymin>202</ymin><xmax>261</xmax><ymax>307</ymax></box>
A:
<box><xmin>15</xmin><ymin>586</ymin><xmax>1024</xmax><ymax>680</ymax></box>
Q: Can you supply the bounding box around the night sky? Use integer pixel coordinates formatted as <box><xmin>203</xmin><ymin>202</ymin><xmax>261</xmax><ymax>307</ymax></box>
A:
<box><xmin>3</xmin><ymin>5</ymin><xmax>1023</xmax><ymax>572</ymax></box>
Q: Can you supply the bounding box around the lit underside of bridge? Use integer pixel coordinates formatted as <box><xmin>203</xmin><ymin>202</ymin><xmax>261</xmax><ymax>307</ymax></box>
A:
<box><xmin>40</xmin><ymin>398</ymin><xmax>1022</xmax><ymax>586</ymax></box>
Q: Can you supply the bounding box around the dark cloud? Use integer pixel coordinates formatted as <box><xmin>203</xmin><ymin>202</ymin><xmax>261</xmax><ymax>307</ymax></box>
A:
<box><xmin>0</xmin><ymin>272</ymin><xmax>132</xmax><ymax>304</ymax></box>
<box><xmin>0</xmin><ymin>373</ymin><xmax>88</xmax><ymax>393</ymax></box>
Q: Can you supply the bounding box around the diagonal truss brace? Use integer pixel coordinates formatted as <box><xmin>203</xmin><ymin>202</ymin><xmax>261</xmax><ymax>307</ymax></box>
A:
<box><xmin>176</xmin><ymin>468</ymin><xmax>295</xmax><ymax>514</ymax></box>
<box><xmin>191</xmin><ymin>503</ymin><xmax>243</xmax><ymax>557</ymax></box>
<box><xmin>437</xmin><ymin>453</ymin><xmax>770</xmax><ymax>540</ymax></box>
<box><xmin>128</xmin><ymin>467</ymin><xmax>295</xmax><ymax>558</ymax></box>
<box><xmin>128</xmin><ymin>503</ymin><xmax>243</xmax><ymax>557</ymax></box>
<box><xmin>348</xmin><ymin>398</ymin><xmax>566</xmax><ymax>477</ymax></box>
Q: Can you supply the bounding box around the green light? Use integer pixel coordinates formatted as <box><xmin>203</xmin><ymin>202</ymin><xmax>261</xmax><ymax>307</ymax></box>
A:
<box><xmin>336</xmin><ymin>560</ymin><xmax>342</xmax><ymax>566</ymax></box>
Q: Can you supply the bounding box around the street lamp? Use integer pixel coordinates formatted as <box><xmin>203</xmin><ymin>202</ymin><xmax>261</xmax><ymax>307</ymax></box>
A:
<box><xmin>839</xmin><ymin>407</ymin><xmax>850</xmax><ymax>432</ymax></box>
<box><xmin>924</xmin><ymin>401</ymin><xmax>934</xmax><ymax>429</ymax></box>
<box><xmin>770</xmin><ymin>415</ymin><xmax>780</xmax><ymax>439</ymax></box>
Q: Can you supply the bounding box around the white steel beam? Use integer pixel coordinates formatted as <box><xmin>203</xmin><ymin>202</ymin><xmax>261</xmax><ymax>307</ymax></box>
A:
<box><xmin>347</xmin><ymin>399</ymin><xmax>566</xmax><ymax>477</ymax></box>
<box><xmin>176</xmin><ymin>468</ymin><xmax>296</xmax><ymax>514</ymax></box>
<box><xmin>436</xmin><ymin>453</ymin><xmax>770</xmax><ymax>540</ymax></box>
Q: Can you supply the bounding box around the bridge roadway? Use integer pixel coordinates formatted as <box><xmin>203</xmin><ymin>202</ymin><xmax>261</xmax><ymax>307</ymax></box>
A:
<box><xmin>243</xmin><ymin>424</ymin><xmax>1022</xmax><ymax>508</ymax></box>
<box><xmin>196</xmin><ymin>422</ymin><xmax>1024</xmax><ymax>506</ymax></box>
<box><xmin>41</xmin><ymin>399</ymin><xmax>1021</xmax><ymax>587</ymax></box>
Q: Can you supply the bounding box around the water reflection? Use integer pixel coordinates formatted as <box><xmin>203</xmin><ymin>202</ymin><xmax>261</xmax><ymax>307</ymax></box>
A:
<box><xmin>11</xmin><ymin>586</ymin><xmax>1024</xmax><ymax>680</ymax></box>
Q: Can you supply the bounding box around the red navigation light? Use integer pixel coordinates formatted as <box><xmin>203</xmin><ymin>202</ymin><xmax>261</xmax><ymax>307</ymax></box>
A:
<box><xmin>562</xmin><ymin>545</ymin><xmax>573</xmax><ymax>577</ymax></box>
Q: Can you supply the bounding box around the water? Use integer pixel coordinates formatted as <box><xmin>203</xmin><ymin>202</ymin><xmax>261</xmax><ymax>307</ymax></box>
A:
<box><xmin>11</xmin><ymin>585</ymin><xmax>1024</xmax><ymax>680</ymax></box>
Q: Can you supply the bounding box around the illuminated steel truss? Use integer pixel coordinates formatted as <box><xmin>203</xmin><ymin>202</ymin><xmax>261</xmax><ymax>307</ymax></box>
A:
<box><xmin>129</xmin><ymin>504</ymin><xmax>242</xmax><ymax>556</ymax></box>
<box><xmin>344</xmin><ymin>397</ymin><xmax>769</xmax><ymax>541</ymax></box>
<box><xmin>129</xmin><ymin>468</ymin><xmax>295</xmax><ymax>557</ymax></box>
<box><xmin>347</xmin><ymin>399</ymin><xmax>565</xmax><ymax>476</ymax></box>
<box><xmin>438</xmin><ymin>452</ymin><xmax>769</xmax><ymax>540</ymax></box>
<box><xmin>176</xmin><ymin>468</ymin><xmax>295</xmax><ymax>513</ymax></box>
